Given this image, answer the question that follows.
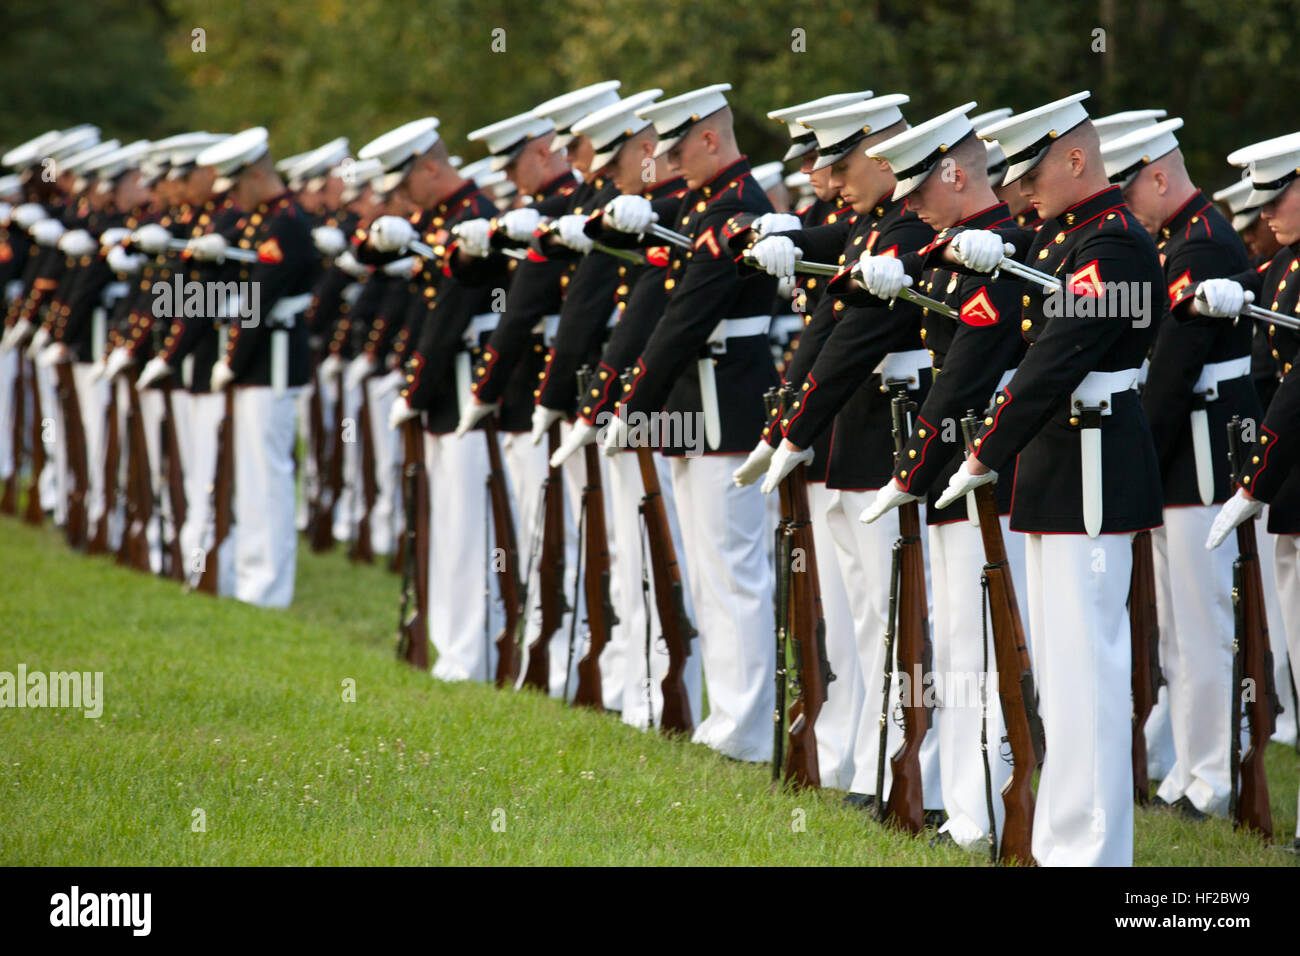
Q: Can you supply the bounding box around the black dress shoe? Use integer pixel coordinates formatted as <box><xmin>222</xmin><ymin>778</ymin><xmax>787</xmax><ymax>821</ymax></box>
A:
<box><xmin>928</xmin><ymin>830</ymin><xmax>958</xmax><ymax>849</ymax></box>
<box><xmin>1147</xmin><ymin>795</ymin><xmax>1172</xmax><ymax>811</ymax></box>
<box><xmin>843</xmin><ymin>792</ymin><xmax>877</xmax><ymax>812</ymax></box>
<box><xmin>923</xmin><ymin>808</ymin><xmax>948</xmax><ymax>829</ymax></box>
<box><xmin>1171</xmin><ymin>796</ymin><xmax>1208</xmax><ymax>821</ymax></box>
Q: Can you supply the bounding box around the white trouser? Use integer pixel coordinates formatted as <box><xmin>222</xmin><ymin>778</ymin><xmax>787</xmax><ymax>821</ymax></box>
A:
<box><xmin>607</xmin><ymin>448</ymin><xmax>703</xmax><ymax>729</ymax></box>
<box><xmin>232</xmin><ymin>386</ymin><xmax>300</xmax><ymax>608</ymax></box>
<box><xmin>0</xmin><ymin>349</ymin><xmax>16</xmax><ymax>478</ymax></box>
<box><xmin>1271</xmin><ymin>532</ymin><xmax>1300</xmax><ymax>839</ymax></box>
<box><xmin>181</xmin><ymin>392</ymin><xmax>235</xmax><ymax>595</ymax></box>
<box><xmin>809</xmin><ymin>481</ymin><xmax>862</xmax><ymax>791</ymax></box>
<box><xmin>332</xmin><ymin>379</ymin><xmax>361</xmax><ymax>542</ymax></box>
<box><xmin>1026</xmin><ymin>532</ymin><xmax>1134</xmax><ymax>867</ymax></box>
<box><xmin>671</xmin><ymin>454</ymin><xmax>775</xmax><ymax>762</ymax></box>
<box><xmin>294</xmin><ymin>383</ymin><xmax>314</xmax><ymax>532</ymax></box>
<box><xmin>424</xmin><ymin>430</ymin><xmax>500</xmax><ymax>681</ymax></box>
<box><xmin>136</xmin><ymin>388</ymin><xmax>166</xmax><ymax>573</ymax></box>
<box><xmin>930</xmin><ymin>516</ymin><xmax>1027</xmax><ymax>847</ymax></box>
<box><xmin>72</xmin><ymin>363</ymin><xmax>109</xmax><ymax>532</ymax></box>
<box><xmin>364</xmin><ymin>376</ymin><xmax>402</xmax><ymax>555</ymax></box>
<box><xmin>502</xmin><ymin>429</ymin><xmax>583</xmax><ymax>698</ymax></box>
<box><xmin>826</xmin><ymin>489</ymin><xmax>942</xmax><ymax>806</ymax></box>
<box><xmin>35</xmin><ymin>362</ymin><xmax>58</xmax><ymax>512</ymax></box>
<box><xmin>1260</xmin><ymin>517</ymin><xmax>1298</xmax><ymax>745</ymax></box>
<box><xmin>1152</xmin><ymin>506</ymin><xmax>1235</xmax><ymax>815</ymax></box>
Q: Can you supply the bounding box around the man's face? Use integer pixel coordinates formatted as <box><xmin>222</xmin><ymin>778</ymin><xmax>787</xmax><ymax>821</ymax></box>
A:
<box><xmin>830</xmin><ymin>150</ymin><xmax>889</xmax><ymax>214</ymax></box>
<box><xmin>1243</xmin><ymin>214</ymin><xmax>1280</xmax><ymax>259</ymax></box>
<box><xmin>506</xmin><ymin>139</ymin><xmax>548</xmax><ymax>196</ymax></box>
<box><xmin>402</xmin><ymin>158</ymin><xmax>440</xmax><ymax>208</ymax></box>
<box><xmin>320</xmin><ymin>174</ymin><xmax>345</xmax><ymax>210</ymax></box>
<box><xmin>567</xmin><ymin>135</ymin><xmax>596</xmax><ymax>180</ymax></box>
<box><xmin>185</xmin><ymin>166</ymin><xmax>216</xmax><ymax>206</ymax></box>
<box><xmin>1261</xmin><ymin>181</ymin><xmax>1300</xmax><ymax>246</ymax></box>
<box><xmin>611</xmin><ymin>139</ymin><xmax>650</xmax><ymax>195</ymax></box>
<box><xmin>808</xmin><ymin>163</ymin><xmax>836</xmax><ymax>202</ymax></box>
<box><xmin>666</xmin><ymin>125</ymin><xmax>713</xmax><ymax>191</ymax></box>
<box><xmin>907</xmin><ymin>165</ymin><xmax>964</xmax><ymax>231</ymax></box>
<box><xmin>113</xmin><ymin>170</ymin><xmax>149</xmax><ymax>212</ymax></box>
<box><xmin>1121</xmin><ymin>167</ymin><xmax>1163</xmax><ymax>235</ymax></box>
<box><xmin>1016</xmin><ymin>145</ymin><xmax>1080</xmax><ymax>221</ymax></box>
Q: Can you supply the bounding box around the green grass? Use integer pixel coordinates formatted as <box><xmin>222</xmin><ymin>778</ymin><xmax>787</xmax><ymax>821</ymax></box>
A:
<box><xmin>0</xmin><ymin>517</ymin><xmax>1295</xmax><ymax>866</ymax></box>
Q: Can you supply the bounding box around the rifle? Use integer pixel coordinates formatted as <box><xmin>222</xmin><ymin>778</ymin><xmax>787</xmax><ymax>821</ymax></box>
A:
<box><xmin>196</xmin><ymin>389</ymin><xmax>234</xmax><ymax>594</ymax></box>
<box><xmin>1227</xmin><ymin>415</ymin><xmax>1281</xmax><ymax>838</ymax></box>
<box><xmin>23</xmin><ymin>356</ymin><xmax>45</xmax><ymax>525</ymax></box>
<box><xmin>626</xmin><ymin>366</ymin><xmax>696</xmax><ymax>734</ymax></box>
<box><xmin>877</xmin><ymin>384</ymin><xmax>931</xmax><ymax>833</ymax></box>
<box><xmin>159</xmin><ymin>381</ymin><xmax>187</xmax><ymax>581</ymax></box>
<box><xmin>961</xmin><ymin>411</ymin><xmax>1044</xmax><ymax>865</ymax></box>
<box><xmin>395</xmin><ymin>417</ymin><xmax>430</xmax><ymax>670</ymax></box>
<box><xmin>1128</xmin><ymin>530</ymin><xmax>1162</xmax><ymax>804</ymax></box>
<box><xmin>484</xmin><ymin>416</ymin><xmax>522</xmax><ymax>686</ymax></box>
<box><xmin>306</xmin><ymin>363</ymin><xmax>334</xmax><ymax>552</ymax></box>
<box><xmin>122</xmin><ymin>375</ymin><xmax>153</xmax><ymax>573</ymax></box>
<box><xmin>520</xmin><ymin>422</ymin><xmax>569</xmax><ymax>692</ymax></box>
<box><xmin>54</xmin><ymin>361</ymin><xmax>89</xmax><ymax>549</ymax></box>
<box><xmin>572</xmin><ymin>404</ymin><xmax>618</xmax><ymax>708</ymax></box>
<box><xmin>88</xmin><ymin>377</ymin><xmax>119</xmax><ymax>554</ymax></box>
<box><xmin>349</xmin><ymin>376</ymin><xmax>377</xmax><ymax>563</ymax></box>
<box><xmin>1</xmin><ymin>352</ymin><xmax>22</xmax><ymax>515</ymax></box>
<box><xmin>317</xmin><ymin>368</ymin><xmax>348</xmax><ymax>552</ymax></box>
<box><xmin>770</xmin><ymin>387</ymin><xmax>834</xmax><ymax>789</ymax></box>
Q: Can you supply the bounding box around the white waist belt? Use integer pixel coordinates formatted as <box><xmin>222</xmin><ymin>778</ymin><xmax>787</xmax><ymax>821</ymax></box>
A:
<box><xmin>771</xmin><ymin>314</ymin><xmax>804</xmax><ymax>339</ymax></box>
<box><xmin>995</xmin><ymin>367</ymin><xmax>1016</xmax><ymax>393</ymax></box>
<box><xmin>874</xmin><ymin>348</ymin><xmax>931</xmax><ymax>390</ymax></box>
<box><xmin>1071</xmin><ymin>367</ymin><xmax>1140</xmax><ymax>416</ymax></box>
<box><xmin>1193</xmin><ymin>355</ymin><xmax>1252</xmax><ymax>401</ymax></box>
<box><xmin>1137</xmin><ymin>357</ymin><xmax>1150</xmax><ymax>387</ymax></box>
<box><xmin>532</xmin><ymin>313</ymin><xmax>561</xmax><ymax>346</ymax></box>
<box><xmin>463</xmin><ymin>312</ymin><xmax>500</xmax><ymax>345</ymax></box>
<box><xmin>707</xmin><ymin>315</ymin><xmax>771</xmax><ymax>344</ymax></box>
<box><xmin>269</xmin><ymin>292</ymin><xmax>313</xmax><ymax>325</ymax></box>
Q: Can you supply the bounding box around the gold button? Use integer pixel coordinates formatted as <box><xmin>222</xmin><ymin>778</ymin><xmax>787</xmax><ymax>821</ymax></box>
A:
<box><xmin>899</xmin><ymin>469</ymin><xmax>907</xmax><ymax>478</ymax></box>
<box><xmin>664</xmin><ymin>278</ymin><xmax>675</xmax><ymax>291</ymax></box>
<box><xmin>1069</xmin><ymin>416</ymin><xmax>1079</xmax><ymax>426</ymax></box>
<box><xmin>1260</xmin><ymin>436</ymin><xmax>1268</xmax><ymax>444</ymax></box>
<box><xmin>827</xmin><ymin>214</ymin><xmax>837</xmax><ymax>224</ymax></box>
<box><xmin>1022</xmin><ymin>295</ymin><xmax>1031</xmax><ymax>307</ymax></box>
<box><xmin>917</xmin><ymin>428</ymin><xmax>926</xmax><ymax>438</ymax></box>
<box><xmin>1243</xmin><ymin>475</ymin><xmax>1251</xmax><ymax>484</ymax></box>
<box><xmin>807</xmin><ymin>279</ymin><xmax>817</xmax><ymax>289</ymax></box>
<box><xmin>984</xmin><ymin>416</ymin><xmax>993</xmax><ymax>426</ymax></box>
<box><xmin>599</xmin><ymin>370</ymin><xmax>608</xmax><ymax>380</ymax></box>
<box><xmin>996</xmin><ymin>395</ymin><xmax>1005</xmax><ymax>404</ymax></box>
<box><xmin>802</xmin><ymin>382</ymin><xmax>809</xmax><ymax>390</ymax></box>
<box><xmin>1252</xmin><ymin>455</ymin><xmax>1260</xmax><ymax>464</ymax></box>
<box><xmin>853</xmin><ymin>235</ymin><xmax>863</xmax><ymax>246</ymax></box>
<box><xmin>1021</xmin><ymin>319</ymin><xmax>1032</xmax><ymax>331</ymax></box>
<box><xmin>1038</xmin><ymin>249</ymin><xmax>1049</xmax><ymax>260</ymax></box>
<box><xmin>907</xmin><ymin>449</ymin><xmax>916</xmax><ymax>458</ymax></box>
<box><xmin>1054</xmin><ymin>234</ymin><xmax>1064</xmax><ymax>244</ymax></box>
<box><xmin>696</xmin><ymin>201</ymin><xmax>705</xmax><ymax>212</ymax></box>
<box><xmin>973</xmin><ymin>438</ymin><xmax>982</xmax><ymax>447</ymax></box>
<box><xmin>1106</xmin><ymin>213</ymin><xmax>1116</xmax><ymax>220</ymax></box>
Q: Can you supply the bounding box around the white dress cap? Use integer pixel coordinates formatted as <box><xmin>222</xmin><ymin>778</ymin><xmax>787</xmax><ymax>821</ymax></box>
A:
<box><xmin>571</xmin><ymin>89</ymin><xmax>662</xmax><ymax>171</ymax></box>
<box><xmin>868</xmin><ymin>101</ymin><xmax>979</xmax><ymax>201</ymax></box>
<box><xmin>532</xmin><ymin>81</ymin><xmax>623</xmax><ymax>152</ymax></box>
<box><xmin>1227</xmin><ymin>130</ymin><xmax>1300</xmax><ymax>207</ymax></box>
<box><xmin>768</xmin><ymin>91</ymin><xmax>873</xmax><ymax>161</ymax></box>
<box><xmin>468</xmin><ymin>110</ymin><xmax>556</xmax><ymax>172</ymax></box>
<box><xmin>797</xmin><ymin>93</ymin><xmax>910</xmax><ymax>172</ymax></box>
<box><xmin>359</xmin><ymin>119</ymin><xmax>441</xmax><ymax>193</ymax></box>
<box><xmin>197</xmin><ymin>127</ymin><xmax>271</xmax><ymax>192</ymax></box>
<box><xmin>979</xmin><ymin>91</ymin><xmax>1091</xmax><ymax>186</ymax></box>
<box><xmin>637</xmin><ymin>83</ymin><xmax>732</xmax><ymax>158</ymax></box>
<box><xmin>1100</xmin><ymin>117</ymin><xmax>1184</xmax><ymax>187</ymax></box>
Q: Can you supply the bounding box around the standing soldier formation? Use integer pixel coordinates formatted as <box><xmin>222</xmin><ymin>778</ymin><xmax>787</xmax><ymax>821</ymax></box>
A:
<box><xmin>2</xmin><ymin>84</ymin><xmax>1298</xmax><ymax>867</ymax></box>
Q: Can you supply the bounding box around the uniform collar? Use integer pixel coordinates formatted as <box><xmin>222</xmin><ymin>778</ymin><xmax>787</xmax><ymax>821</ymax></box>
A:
<box><xmin>533</xmin><ymin>171</ymin><xmax>577</xmax><ymax>202</ymax></box>
<box><xmin>435</xmin><ymin>179</ymin><xmax>479</xmax><ymax>214</ymax></box>
<box><xmin>1052</xmin><ymin>185</ymin><xmax>1124</xmax><ymax>230</ymax></box>
<box><xmin>698</xmin><ymin>156</ymin><xmax>752</xmax><ymax>199</ymax></box>
<box><xmin>648</xmin><ymin>176</ymin><xmax>687</xmax><ymax>200</ymax></box>
<box><xmin>1158</xmin><ymin>189</ymin><xmax>1210</xmax><ymax>240</ymax></box>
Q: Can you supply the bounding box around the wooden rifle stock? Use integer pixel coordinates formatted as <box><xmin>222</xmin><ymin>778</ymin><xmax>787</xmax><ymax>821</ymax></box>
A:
<box><xmin>961</xmin><ymin>412</ymin><xmax>1043</xmax><ymax>865</ymax></box>
<box><xmin>2</xmin><ymin>353</ymin><xmax>24</xmax><ymax>515</ymax></box>
<box><xmin>484</xmin><ymin>417</ymin><xmax>522</xmax><ymax>686</ymax></box>
<box><xmin>349</xmin><ymin>377</ymin><xmax>377</xmax><ymax>563</ymax></box>
<box><xmin>197</xmin><ymin>389</ymin><xmax>234</xmax><ymax>594</ymax></box>
<box><xmin>123</xmin><ymin>377</ymin><xmax>153</xmax><ymax>573</ymax></box>
<box><xmin>306</xmin><ymin>364</ymin><xmax>334</xmax><ymax>552</ymax></box>
<box><xmin>573</xmin><ymin>441</ymin><xmax>617</xmax><ymax>710</ymax></box>
<box><xmin>1128</xmin><ymin>530</ymin><xmax>1161</xmax><ymax>804</ymax></box>
<box><xmin>160</xmin><ymin>382</ymin><xmax>187</xmax><ymax>580</ymax></box>
<box><xmin>882</xmin><ymin>387</ymin><xmax>929</xmax><ymax>833</ymax></box>
<box><xmin>634</xmin><ymin>444</ymin><xmax>695</xmax><ymax>735</ymax></box>
<box><xmin>23</xmin><ymin>356</ymin><xmax>45</xmax><ymax>525</ymax></box>
<box><xmin>88</xmin><ymin>379</ymin><xmax>119</xmax><ymax>554</ymax></box>
<box><xmin>521</xmin><ymin>422</ymin><xmax>568</xmax><ymax>692</ymax></box>
<box><xmin>1227</xmin><ymin>416</ymin><xmax>1279</xmax><ymax>838</ymax></box>
<box><xmin>396</xmin><ymin>418</ymin><xmax>430</xmax><ymax>670</ymax></box>
<box><xmin>54</xmin><ymin>362</ymin><xmax>89</xmax><ymax>549</ymax></box>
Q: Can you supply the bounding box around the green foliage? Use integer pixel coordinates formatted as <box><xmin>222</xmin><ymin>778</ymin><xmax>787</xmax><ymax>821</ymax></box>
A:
<box><xmin>1</xmin><ymin>518</ymin><xmax>1295</xmax><ymax>865</ymax></box>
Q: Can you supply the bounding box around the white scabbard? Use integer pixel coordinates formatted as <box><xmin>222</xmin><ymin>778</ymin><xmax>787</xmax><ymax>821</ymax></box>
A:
<box><xmin>697</xmin><ymin>356</ymin><xmax>722</xmax><ymax>451</ymax></box>
<box><xmin>966</xmin><ymin>491</ymin><xmax>979</xmax><ymax>527</ymax></box>
<box><xmin>1189</xmin><ymin>405</ymin><xmax>1215</xmax><ymax>506</ymax></box>
<box><xmin>271</xmin><ymin>328</ymin><xmax>288</xmax><ymax>397</ymax></box>
<box><xmin>91</xmin><ymin>307</ymin><xmax>106</xmax><ymax>364</ymax></box>
<box><xmin>1081</xmin><ymin>426</ymin><xmax>1103</xmax><ymax>538</ymax></box>
<box><xmin>455</xmin><ymin>351</ymin><xmax>472</xmax><ymax>418</ymax></box>
<box><xmin>181</xmin><ymin>354</ymin><xmax>195</xmax><ymax>391</ymax></box>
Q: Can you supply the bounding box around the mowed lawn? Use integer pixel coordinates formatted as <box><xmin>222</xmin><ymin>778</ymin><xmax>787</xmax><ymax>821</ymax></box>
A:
<box><xmin>0</xmin><ymin>517</ymin><xmax>1295</xmax><ymax>866</ymax></box>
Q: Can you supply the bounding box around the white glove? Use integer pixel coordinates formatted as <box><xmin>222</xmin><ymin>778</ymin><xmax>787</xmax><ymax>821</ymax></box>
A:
<box><xmin>529</xmin><ymin>405</ymin><xmax>564</xmax><ymax>446</ymax></box>
<box><xmin>389</xmin><ymin>396</ymin><xmax>420</xmax><ymax>430</ymax></box>
<box><xmin>11</xmin><ymin>203</ymin><xmax>46</xmax><ymax>230</ymax></box>
<box><xmin>372</xmin><ymin>368</ymin><xmax>404</xmax><ymax>399</ymax></box>
<box><xmin>132</xmin><ymin>223</ymin><xmax>173</xmax><ymax>255</ymax></box>
<box><xmin>103</xmin><ymin>346</ymin><xmax>135</xmax><ymax>382</ymax></box>
<box><xmin>99</xmin><ymin>226</ymin><xmax>130</xmax><ymax>250</ymax></box>
<box><xmin>749</xmin><ymin>235</ymin><xmax>800</xmax><ymax>278</ymax></box>
<box><xmin>855</xmin><ymin>254</ymin><xmax>910</xmax><ymax>299</ymax></box>
<box><xmin>950</xmin><ymin>230</ymin><xmax>1010</xmax><ymax>274</ymax></box>
<box><xmin>312</xmin><ymin>225</ymin><xmax>347</xmax><ymax>257</ymax></box>
<box><xmin>750</xmin><ymin>212</ymin><xmax>801</xmax><ymax>238</ymax></box>
<box><xmin>25</xmin><ymin>326</ymin><xmax>51</xmax><ymax>358</ymax></box>
<box><xmin>1206</xmin><ymin>488</ymin><xmax>1263</xmax><ymax>550</ymax></box>
<box><xmin>318</xmin><ymin>353</ymin><xmax>344</xmax><ymax>382</ymax></box>
<box><xmin>382</xmin><ymin>256</ymin><xmax>417</xmax><ymax>278</ymax></box>
<box><xmin>31</xmin><ymin>219</ymin><xmax>66</xmax><ymax>247</ymax></box>
<box><xmin>603</xmin><ymin>195</ymin><xmax>656</xmax><ymax>235</ymax></box>
<box><xmin>1</xmin><ymin>318</ymin><xmax>33</xmax><ymax>352</ymax></box>
<box><xmin>335</xmin><ymin>249</ymin><xmax>369</xmax><ymax>278</ymax></box>
<box><xmin>57</xmin><ymin>228</ymin><xmax>96</xmax><ymax>258</ymax></box>
<box><xmin>106</xmin><ymin>246</ymin><xmax>143</xmax><ymax>275</ymax></box>
<box><xmin>188</xmin><ymin>233</ymin><xmax>228</xmax><ymax>263</ymax></box>
<box><xmin>732</xmin><ymin>440</ymin><xmax>776</xmax><ymax>487</ymax></box>
<box><xmin>601</xmin><ymin>413</ymin><xmax>630</xmax><ymax>456</ymax></box>
<box><xmin>550</xmin><ymin>418</ymin><xmax>597</xmax><ymax>468</ymax></box>
<box><xmin>452</xmin><ymin>218</ymin><xmax>492</xmax><ymax>258</ymax></box>
<box><xmin>760</xmin><ymin>442</ymin><xmax>815</xmax><ymax>494</ymax></box>
<box><xmin>369</xmin><ymin>215</ymin><xmax>417</xmax><ymax>253</ymax></box>
<box><xmin>498</xmin><ymin>207</ymin><xmax>541</xmax><ymax>242</ymax></box>
<box><xmin>858</xmin><ymin>479</ymin><xmax>921</xmax><ymax>524</ymax></box>
<box><xmin>344</xmin><ymin>353</ymin><xmax>376</xmax><ymax>391</ymax></box>
<box><xmin>554</xmin><ymin>214</ymin><xmax>594</xmax><ymax>254</ymax></box>
<box><xmin>136</xmin><ymin>356</ymin><xmax>173</xmax><ymax>389</ymax></box>
<box><xmin>1194</xmin><ymin>279</ymin><xmax>1249</xmax><ymax>319</ymax></box>
<box><xmin>210</xmin><ymin>360</ymin><xmax>235</xmax><ymax>392</ymax></box>
<box><xmin>936</xmin><ymin>459</ymin><xmax>998</xmax><ymax>510</ymax></box>
<box><xmin>454</xmin><ymin>397</ymin><xmax>496</xmax><ymax>437</ymax></box>
<box><xmin>35</xmin><ymin>342</ymin><xmax>70</xmax><ymax>367</ymax></box>
<box><xmin>777</xmin><ymin>274</ymin><xmax>798</xmax><ymax>302</ymax></box>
